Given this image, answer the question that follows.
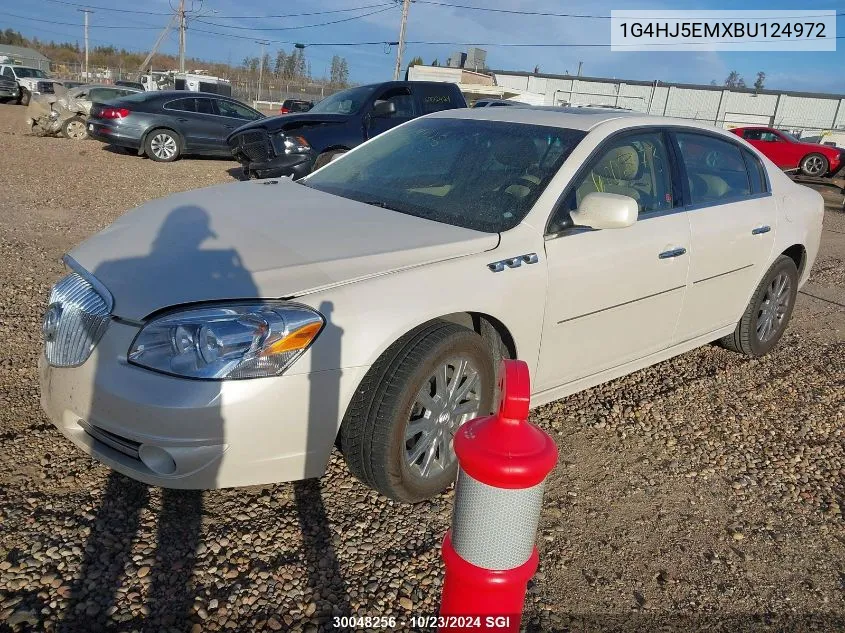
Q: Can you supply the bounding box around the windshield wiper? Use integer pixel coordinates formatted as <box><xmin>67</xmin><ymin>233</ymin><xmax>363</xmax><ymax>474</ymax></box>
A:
<box><xmin>362</xmin><ymin>199</ymin><xmax>401</xmax><ymax>211</ymax></box>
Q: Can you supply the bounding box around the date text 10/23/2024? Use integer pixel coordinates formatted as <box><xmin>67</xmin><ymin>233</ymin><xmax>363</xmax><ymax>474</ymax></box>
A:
<box><xmin>332</xmin><ymin>615</ymin><xmax>515</xmax><ymax>629</ymax></box>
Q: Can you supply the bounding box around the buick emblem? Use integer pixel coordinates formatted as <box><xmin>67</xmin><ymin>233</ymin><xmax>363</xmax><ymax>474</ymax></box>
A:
<box><xmin>42</xmin><ymin>303</ymin><xmax>63</xmax><ymax>343</ymax></box>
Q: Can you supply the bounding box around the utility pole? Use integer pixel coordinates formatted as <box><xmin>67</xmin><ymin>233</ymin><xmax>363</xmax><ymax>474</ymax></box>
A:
<box><xmin>393</xmin><ymin>0</ymin><xmax>411</xmax><ymax>81</ymax></box>
<box><xmin>255</xmin><ymin>41</ymin><xmax>267</xmax><ymax>102</ymax></box>
<box><xmin>577</xmin><ymin>61</ymin><xmax>583</xmax><ymax>77</ymax></box>
<box><xmin>178</xmin><ymin>0</ymin><xmax>186</xmax><ymax>73</ymax></box>
<box><xmin>78</xmin><ymin>9</ymin><xmax>93</xmax><ymax>80</ymax></box>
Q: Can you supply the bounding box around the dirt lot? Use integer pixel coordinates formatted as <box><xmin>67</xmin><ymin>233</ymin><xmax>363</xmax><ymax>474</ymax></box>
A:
<box><xmin>0</xmin><ymin>102</ymin><xmax>843</xmax><ymax>633</ymax></box>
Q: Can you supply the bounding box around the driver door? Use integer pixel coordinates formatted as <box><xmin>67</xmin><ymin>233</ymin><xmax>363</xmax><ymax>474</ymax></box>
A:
<box><xmin>365</xmin><ymin>87</ymin><xmax>418</xmax><ymax>139</ymax></box>
<box><xmin>536</xmin><ymin>129</ymin><xmax>691</xmax><ymax>392</ymax></box>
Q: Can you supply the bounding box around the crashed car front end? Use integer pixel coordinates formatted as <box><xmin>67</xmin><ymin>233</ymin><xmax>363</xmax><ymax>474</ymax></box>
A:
<box><xmin>227</xmin><ymin>127</ymin><xmax>316</xmax><ymax>180</ymax></box>
<box><xmin>25</xmin><ymin>88</ymin><xmax>88</xmax><ymax>138</ymax></box>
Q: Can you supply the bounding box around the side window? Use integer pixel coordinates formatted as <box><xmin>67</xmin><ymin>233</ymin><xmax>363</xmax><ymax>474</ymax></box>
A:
<box><xmin>418</xmin><ymin>86</ymin><xmax>458</xmax><ymax>114</ymax></box>
<box><xmin>216</xmin><ymin>99</ymin><xmax>261</xmax><ymax>120</ymax></box>
<box><xmin>743</xmin><ymin>129</ymin><xmax>763</xmax><ymax>141</ymax></box>
<box><xmin>676</xmin><ymin>132</ymin><xmax>751</xmax><ymax>204</ymax></box>
<box><xmin>165</xmin><ymin>98</ymin><xmax>195</xmax><ymax>112</ymax></box>
<box><xmin>742</xmin><ymin>148</ymin><xmax>768</xmax><ymax>194</ymax></box>
<box><xmin>374</xmin><ymin>88</ymin><xmax>418</xmax><ymax>118</ymax></box>
<box><xmin>3</xmin><ymin>67</ymin><xmax>14</xmax><ymax>78</ymax></box>
<box><xmin>87</xmin><ymin>88</ymin><xmax>119</xmax><ymax>102</ymax></box>
<box><xmin>194</xmin><ymin>98</ymin><xmax>215</xmax><ymax>115</ymax></box>
<box><xmin>570</xmin><ymin>131</ymin><xmax>674</xmax><ymax>215</ymax></box>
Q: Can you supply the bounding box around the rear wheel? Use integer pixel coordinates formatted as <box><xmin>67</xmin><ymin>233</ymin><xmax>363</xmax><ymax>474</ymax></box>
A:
<box><xmin>800</xmin><ymin>153</ymin><xmax>828</xmax><ymax>177</ymax></box>
<box><xmin>719</xmin><ymin>255</ymin><xmax>798</xmax><ymax>357</ymax></box>
<box><xmin>145</xmin><ymin>129</ymin><xmax>181</xmax><ymax>162</ymax></box>
<box><xmin>61</xmin><ymin>116</ymin><xmax>88</xmax><ymax>140</ymax></box>
<box><xmin>339</xmin><ymin>321</ymin><xmax>495</xmax><ymax>502</ymax></box>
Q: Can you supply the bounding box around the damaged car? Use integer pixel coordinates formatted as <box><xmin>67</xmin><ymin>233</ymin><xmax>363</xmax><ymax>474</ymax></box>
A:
<box><xmin>26</xmin><ymin>84</ymin><xmax>142</xmax><ymax>139</ymax></box>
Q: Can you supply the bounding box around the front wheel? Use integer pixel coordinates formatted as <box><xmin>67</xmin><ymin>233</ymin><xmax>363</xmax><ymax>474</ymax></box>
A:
<box><xmin>145</xmin><ymin>129</ymin><xmax>181</xmax><ymax>162</ymax></box>
<box><xmin>61</xmin><ymin>116</ymin><xmax>88</xmax><ymax>140</ymax></box>
<box><xmin>18</xmin><ymin>88</ymin><xmax>30</xmax><ymax>106</ymax></box>
<box><xmin>719</xmin><ymin>255</ymin><xmax>798</xmax><ymax>357</ymax></box>
<box><xmin>800</xmin><ymin>153</ymin><xmax>829</xmax><ymax>177</ymax></box>
<box><xmin>339</xmin><ymin>321</ymin><xmax>495</xmax><ymax>502</ymax></box>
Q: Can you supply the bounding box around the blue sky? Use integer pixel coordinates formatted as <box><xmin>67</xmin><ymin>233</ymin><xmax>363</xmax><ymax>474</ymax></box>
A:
<box><xmin>2</xmin><ymin>0</ymin><xmax>843</xmax><ymax>92</ymax></box>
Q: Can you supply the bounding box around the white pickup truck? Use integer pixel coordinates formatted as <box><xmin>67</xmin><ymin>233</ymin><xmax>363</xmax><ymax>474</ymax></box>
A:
<box><xmin>0</xmin><ymin>64</ymin><xmax>61</xmax><ymax>105</ymax></box>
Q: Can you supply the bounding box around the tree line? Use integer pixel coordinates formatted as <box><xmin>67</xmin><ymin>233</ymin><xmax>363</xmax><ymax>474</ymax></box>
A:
<box><xmin>0</xmin><ymin>27</ymin><xmax>350</xmax><ymax>87</ymax></box>
<box><xmin>710</xmin><ymin>70</ymin><xmax>767</xmax><ymax>91</ymax></box>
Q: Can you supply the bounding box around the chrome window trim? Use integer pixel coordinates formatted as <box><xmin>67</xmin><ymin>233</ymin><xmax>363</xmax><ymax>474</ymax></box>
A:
<box><xmin>62</xmin><ymin>254</ymin><xmax>114</xmax><ymax>313</ymax></box>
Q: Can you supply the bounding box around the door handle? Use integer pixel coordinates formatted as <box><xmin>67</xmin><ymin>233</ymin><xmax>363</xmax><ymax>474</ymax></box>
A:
<box><xmin>752</xmin><ymin>225</ymin><xmax>771</xmax><ymax>235</ymax></box>
<box><xmin>659</xmin><ymin>247</ymin><xmax>687</xmax><ymax>259</ymax></box>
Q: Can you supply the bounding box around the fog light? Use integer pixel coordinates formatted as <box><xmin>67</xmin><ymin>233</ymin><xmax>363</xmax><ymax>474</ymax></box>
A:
<box><xmin>138</xmin><ymin>444</ymin><xmax>177</xmax><ymax>475</ymax></box>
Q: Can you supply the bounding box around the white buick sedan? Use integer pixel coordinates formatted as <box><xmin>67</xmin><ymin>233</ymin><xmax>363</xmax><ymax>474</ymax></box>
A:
<box><xmin>39</xmin><ymin>107</ymin><xmax>823</xmax><ymax>502</ymax></box>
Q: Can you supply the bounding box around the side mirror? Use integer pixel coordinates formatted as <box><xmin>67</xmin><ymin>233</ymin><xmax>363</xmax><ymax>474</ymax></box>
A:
<box><xmin>571</xmin><ymin>192</ymin><xmax>638</xmax><ymax>229</ymax></box>
<box><xmin>371</xmin><ymin>100</ymin><xmax>396</xmax><ymax>118</ymax></box>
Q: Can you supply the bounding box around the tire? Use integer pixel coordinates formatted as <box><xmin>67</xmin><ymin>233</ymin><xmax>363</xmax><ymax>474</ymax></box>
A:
<box><xmin>339</xmin><ymin>321</ymin><xmax>495</xmax><ymax>502</ymax></box>
<box><xmin>61</xmin><ymin>115</ymin><xmax>88</xmax><ymax>140</ymax></box>
<box><xmin>719</xmin><ymin>255</ymin><xmax>798</xmax><ymax>357</ymax></box>
<box><xmin>144</xmin><ymin>129</ymin><xmax>181</xmax><ymax>162</ymax></box>
<box><xmin>312</xmin><ymin>149</ymin><xmax>346</xmax><ymax>171</ymax></box>
<box><xmin>800</xmin><ymin>153</ymin><xmax>828</xmax><ymax>177</ymax></box>
<box><xmin>18</xmin><ymin>88</ymin><xmax>30</xmax><ymax>106</ymax></box>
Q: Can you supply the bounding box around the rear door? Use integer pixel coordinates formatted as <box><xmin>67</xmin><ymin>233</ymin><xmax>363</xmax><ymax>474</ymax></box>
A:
<box><xmin>672</xmin><ymin>131</ymin><xmax>775</xmax><ymax>342</ymax></box>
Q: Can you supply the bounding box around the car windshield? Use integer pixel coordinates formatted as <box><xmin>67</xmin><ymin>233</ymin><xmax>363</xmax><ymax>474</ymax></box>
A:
<box><xmin>309</xmin><ymin>85</ymin><xmax>377</xmax><ymax>114</ymax></box>
<box><xmin>13</xmin><ymin>67</ymin><xmax>46</xmax><ymax>78</ymax></box>
<box><xmin>302</xmin><ymin>117</ymin><xmax>586</xmax><ymax>233</ymax></box>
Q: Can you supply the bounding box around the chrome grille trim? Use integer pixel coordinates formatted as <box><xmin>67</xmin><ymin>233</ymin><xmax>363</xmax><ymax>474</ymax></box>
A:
<box><xmin>44</xmin><ymin>271</ymin><xmax>111</xmax><ymax>367</ymax></box>
<box><xmin>78</xmin><ymin>421</ymin><xmax>141</xmax><ymax>460</ymax></box>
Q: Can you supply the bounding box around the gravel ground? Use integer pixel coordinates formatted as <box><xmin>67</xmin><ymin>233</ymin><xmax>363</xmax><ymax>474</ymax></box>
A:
<box><xmin>0</xmin><ymin>102</ymin><xmax>843</xmax><ymax>633</ymax></box>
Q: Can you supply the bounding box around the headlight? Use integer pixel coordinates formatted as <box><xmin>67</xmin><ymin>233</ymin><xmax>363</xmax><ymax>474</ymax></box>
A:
<box><xmin>128</xmin><ymin>303</ymin><xmax>323</xmax><ymax>380</ymax></box>
<box><xmin>281</xmin><ymin>134</ymin><xmax>311</xmax><ymax>154</ymax></box>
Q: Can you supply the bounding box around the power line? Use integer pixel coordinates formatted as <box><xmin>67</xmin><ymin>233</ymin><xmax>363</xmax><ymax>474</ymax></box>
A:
<box><xmin>195</xmin><ymin>6</ymin><xmax>396</xmax><ymax>31</ymax></box>
<box><xmin>0</xmin><ymin>10</ymin><xmax>164</xmax><ymax>29</ymax></box>
<box><xmin>42</xmin><ymin>0</ymin><xmax>172</xmax><ymax>16</ymax></box>
<box><xmin>414</xmin><ymin>2</ymin><xmax>845</xmax><ymax>19</ymax></box>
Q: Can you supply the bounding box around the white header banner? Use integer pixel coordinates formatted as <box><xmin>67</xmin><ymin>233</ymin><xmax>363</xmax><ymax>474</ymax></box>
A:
<box><xmin>610</xmin><ymin>10</ymin><xmax>837</xmax><ymax>51</ymax></box>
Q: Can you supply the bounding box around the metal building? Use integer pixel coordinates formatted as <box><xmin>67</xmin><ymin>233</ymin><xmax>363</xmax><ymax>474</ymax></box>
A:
<box><xmin>492</xmin><ymin>69</ymin><xmax>845</xmax><ymax>133</ymax></box>
<box><xmin>0</xmin><ymin>44</ymin><xmax>51</xmax><ymax>71</ymax></box>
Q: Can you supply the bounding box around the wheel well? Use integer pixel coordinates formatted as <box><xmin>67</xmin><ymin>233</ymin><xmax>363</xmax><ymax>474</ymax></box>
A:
<box><xmin>438</xmin><ymin>312</ymin><xmax>516</xmax><ymax>361</ymax></box>
<box><xmin>319</xmin><ymin>145</ymin><xmax>350</xmax><ymax>156</ymax></box>
<box><xmin>781</xmin><ymin>244</ymin><xmax>806</xmax><ymax>276</ymax></box>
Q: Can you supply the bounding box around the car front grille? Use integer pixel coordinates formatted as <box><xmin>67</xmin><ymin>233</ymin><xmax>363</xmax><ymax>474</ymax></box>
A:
<box><xmin>235</xmin><ymin>129</ymin><xmax>273</xmax><ymax>163</ymax></box>
<box><xmin>43</xmin><ymin>272</ymin><xmax>111</xmax><ymax>367</ymax></box>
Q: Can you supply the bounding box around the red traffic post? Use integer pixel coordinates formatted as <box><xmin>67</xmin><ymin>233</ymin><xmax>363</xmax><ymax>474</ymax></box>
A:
<box><xmin>439</xmin><ymin>359</ymin><xmax>558</xmax><ymax>632</ymax></box>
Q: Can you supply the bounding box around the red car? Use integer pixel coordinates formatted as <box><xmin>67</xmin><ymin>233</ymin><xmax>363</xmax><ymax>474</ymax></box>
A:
<box><xmin>730</xmin><ymin>126</ymin><xmax>842</xmax><ymax>177</ymax></box>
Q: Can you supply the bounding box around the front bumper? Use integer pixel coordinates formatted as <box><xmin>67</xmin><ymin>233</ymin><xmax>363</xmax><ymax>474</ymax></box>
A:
<box><xmin>240</xmin><ymin>153</ymin><xmax>314</xmax><ymax>180</ymax></box>
<box><xmin>39</xmin><ymin>320</ymin><xmax>363</xmax><ymax>489</ymax></box>
<box><xmin>0</xmin><ymin>87</ymin><xmax>18</xmax><ymax>98</ymax></box>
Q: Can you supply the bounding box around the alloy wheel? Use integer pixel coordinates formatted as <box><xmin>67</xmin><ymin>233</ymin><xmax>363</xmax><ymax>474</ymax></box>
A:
<box><xmin>803</xmin><ymin>155</ymin><xmax>825</xmax><ymax>176</ymax></box>
<box><xmin>151</xmin><ymin>134</ymin><xmax>177</xmax><ymax>160</ymax></box>
<box><xmin>404</xmin><ymin>356</ymin><xmax>482</xmax><ymax>479</ymax></box>
<box><xmin>756</xmin><ymin>272</ymin><xmax>791</xmax><ymax>343</ymax></box>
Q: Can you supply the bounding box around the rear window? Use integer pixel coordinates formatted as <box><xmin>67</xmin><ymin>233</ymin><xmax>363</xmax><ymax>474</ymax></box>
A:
<box><xmin>165</xmin><ymin>98</ymin><xmax>195</xmax><ymax>112</ymax></box>
<box><xmin>742</xmin><ymin>148</ymin><xmax>768</xmax><ymax>194</ymax></box>
<box><xmin>417</xmin><ymin>85</ymin><xmax>462</xmax><ymax>114</ymax></box>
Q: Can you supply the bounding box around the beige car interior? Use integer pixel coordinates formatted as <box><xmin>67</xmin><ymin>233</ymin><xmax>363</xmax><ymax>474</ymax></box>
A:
<box><xmin>575</xmin><ymin>142</ymin><xmax>664</xmax><ymax>211</ymax></box>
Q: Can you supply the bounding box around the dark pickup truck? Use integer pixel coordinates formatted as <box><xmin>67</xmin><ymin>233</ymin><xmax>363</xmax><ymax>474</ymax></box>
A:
<box><xmin>227</xmin><ymin>80</ymin><xmax>467</xmax><ymax>179</ymax></box>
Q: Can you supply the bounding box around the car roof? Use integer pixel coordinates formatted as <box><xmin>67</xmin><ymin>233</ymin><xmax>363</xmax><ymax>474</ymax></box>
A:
<box><xmin>429</xmin><ymin>105</ymin><xmax>732</xmax><ymax>133</ymax></box>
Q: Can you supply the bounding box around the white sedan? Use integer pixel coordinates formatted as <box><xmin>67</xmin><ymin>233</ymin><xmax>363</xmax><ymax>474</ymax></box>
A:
<box><xmin>39</xmin><ymin>107</ymin><xmax>823</xmax><ymax>502</ymax></box>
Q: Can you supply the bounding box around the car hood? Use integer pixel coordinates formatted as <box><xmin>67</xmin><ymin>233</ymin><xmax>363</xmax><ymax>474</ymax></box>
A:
<box><xmin>229</xmin><ymin>112</ymin><xmax>349</xmax><ymax>137</ymax></box>
<box><xmin>69</xmin><ymin>179</ymin><xmax>498</xmax><ymax>320</ymax></box>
